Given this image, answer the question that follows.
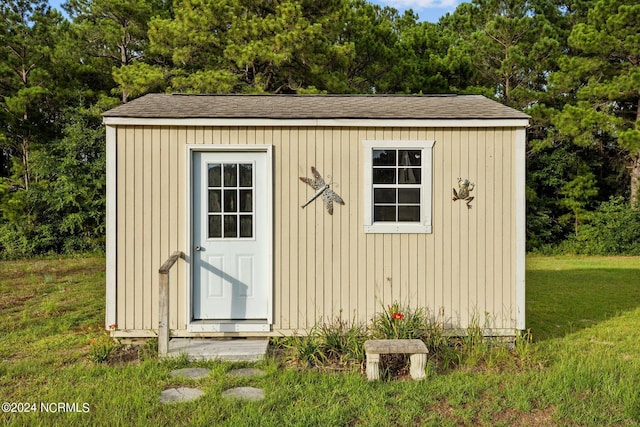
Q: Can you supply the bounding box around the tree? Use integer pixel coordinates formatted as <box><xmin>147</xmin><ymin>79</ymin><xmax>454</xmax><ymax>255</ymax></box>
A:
<box><xmin>63</xmin><ymin>0</ymin><xmax>170</xmax><ymax>102</ymax></box>
<box><xmin>0</xmin><ymin>0</ymin><xmax>64</xmax><ymax>189</ymax></box>
<box><xmin>143</xmin><ymin>0</ymin><xmax>436</xmax><ymax>95</ymax></box>
<box><xmin>0</xmin><ymin>104</ymin><xmax>108</xmax><ymax>256</ymax></box>
<box><xmin>442</xmin><ymin>0</ymin><xmax>563</xmax><ymax>108</ymax></box>
<box><xmin>549</xmin><ymin>0</ymin><xmax>640</xmax><ymax>205</ymax></box>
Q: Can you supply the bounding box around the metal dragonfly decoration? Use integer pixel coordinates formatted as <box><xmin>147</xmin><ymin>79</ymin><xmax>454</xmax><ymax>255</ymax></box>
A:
<box><xmin>299</xmin><ymin>166</ymin><xmax>345</xmax><ymax>215</ymax></box>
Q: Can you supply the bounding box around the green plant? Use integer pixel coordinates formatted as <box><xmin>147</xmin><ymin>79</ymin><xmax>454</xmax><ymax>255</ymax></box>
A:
<box><xmin>371</xmin><ymin>302</ymin><xmax>428</xmax><ymax>340</ymax></box>
<box><xmin>137</xmin><ymin>338</ymin><xmax>158</xmax><ymax>361</ymax></box>
<box><xmin>88</xmin><ymin>333</ymin><xmax>118</xmax><ymax>364</ymax></box>
<box><xmin>317</xmin><ymin>314</ymin><xmax>368</xmax><ymax>365</ymax></box>
<box><xmin>276</xmin><ymin>330</ymin><xmax>326</xmax><ymax>368</ymax></box>
<box><xmin>562</xmin><ymin>197</ymin><xmax>640</xmax><ymax>255</ymax></box>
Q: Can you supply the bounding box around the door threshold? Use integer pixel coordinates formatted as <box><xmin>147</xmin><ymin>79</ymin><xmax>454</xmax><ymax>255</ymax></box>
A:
<box><xmin>187</xmin><ymin>320</ymin><xmax>270</xmax><ymax>333</ymax></box>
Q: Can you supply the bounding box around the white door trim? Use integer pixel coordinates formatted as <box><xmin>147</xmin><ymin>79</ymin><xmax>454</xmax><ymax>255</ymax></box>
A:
<box><xmin>185</xmin><ymin>145</ymin><xmax>273</xmax><ymax>333</ymax></box>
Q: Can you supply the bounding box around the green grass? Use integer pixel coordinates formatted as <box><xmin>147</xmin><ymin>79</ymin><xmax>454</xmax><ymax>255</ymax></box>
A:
<box><xmin>1</xmin><ymin>255</ymin><xmax>640</xmax><ymax>426</ymax></box>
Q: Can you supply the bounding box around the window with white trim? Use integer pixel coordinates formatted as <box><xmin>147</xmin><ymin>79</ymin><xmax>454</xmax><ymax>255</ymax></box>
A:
<box><xmin>363</xmin><ymin>140</ymin><xmax>434</xmax><ymax>233</ymax></box>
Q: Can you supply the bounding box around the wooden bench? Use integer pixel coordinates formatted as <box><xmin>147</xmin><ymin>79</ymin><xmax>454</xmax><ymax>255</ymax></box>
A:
<box><xmin>364</xmin><ymin>339</ymin><xmax>429</xmax><ymax>381</ymax></box>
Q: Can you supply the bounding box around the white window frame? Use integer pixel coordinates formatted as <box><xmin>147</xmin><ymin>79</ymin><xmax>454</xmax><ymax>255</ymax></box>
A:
<box><xmin>363</xmin><ymin>140</ymin><xmax>435</xmax><ymax>233</ymax></box>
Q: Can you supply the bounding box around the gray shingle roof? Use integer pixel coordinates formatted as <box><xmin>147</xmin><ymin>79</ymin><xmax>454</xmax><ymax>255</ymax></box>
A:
<box><xmin>102</xmin><ymin>94</ymin><xmax>530</xmax><ymax>120</ymax></box>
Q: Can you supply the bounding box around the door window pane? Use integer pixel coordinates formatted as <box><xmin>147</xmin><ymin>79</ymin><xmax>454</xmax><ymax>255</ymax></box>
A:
<box><xmin>208</xmin><ymin>215</ymin><xmax>221</xmax><ymax>238</ymax></box>
<box><xmin>208</xmin><ymin>190</ymin><xmax>221</xmax><ymax>212</ymax></box>
<box><xmin>240</xmin><ymin>215</ymin><xmax>253</xmax><ymax>238</ymax></box>
<box><xmin>224</xmin><ymin>164</ymin><xmax>237</xmax><ymax>186</ymax></box>
<box><xmin>224</xmin><ymin>190</ymin><xmax>237</xmax><ymax>212</ymax></box>
<box><xmin>239</xmin><ymin>164</ymin><xmax>252</xmax><ymax>187</ymax></box>
<box><xmin>239</xmin><ymin>190</ymin><xmax>252</xmax><ymax>212</ymax></box>
<box><xmin>224</xmin><ymin>215</ymin><xmax>237</xmax><ymax>238</ymax></box>
<box><xmin>208</xmin><ymin>164</ymin><xmax>221</xmax><ymax>187</ymax></box>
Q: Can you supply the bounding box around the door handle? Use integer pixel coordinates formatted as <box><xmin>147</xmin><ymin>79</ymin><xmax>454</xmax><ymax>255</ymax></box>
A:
<box><xmin>194</xmin><ymin>245</ymin><xmax>202</xmax><ymax>251</ymax></box>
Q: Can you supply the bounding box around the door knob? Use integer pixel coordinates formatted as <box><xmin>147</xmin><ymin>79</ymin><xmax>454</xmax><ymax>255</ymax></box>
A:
<box><xmin>195</xmin><ymin>245</ymin><xmax>202</xmax><ymax>251</ymax></box>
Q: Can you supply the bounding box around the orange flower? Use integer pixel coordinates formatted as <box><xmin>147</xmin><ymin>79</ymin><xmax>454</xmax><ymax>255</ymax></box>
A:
<box><xmin>108</xmin><ymin>324</ymin><xmax>117</xmax><ymax>330</ymax></box>
<box><xmin>392</xmin><ymin>312</ymin><xmax>404</xmax><ymax>320</ymax></box>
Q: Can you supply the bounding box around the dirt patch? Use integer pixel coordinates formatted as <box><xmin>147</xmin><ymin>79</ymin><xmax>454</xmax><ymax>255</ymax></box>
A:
<box><xmin>494</xmin><ymin>406</ymin><xmax>557</xmax><ymax>426</ymax></box>
<box><xmin>0</xmin><ymin>293</ymin><xmax>35</xmax><ymax>311</ymax></box>
<box><xmin>429</xmin><ymin>399</ymin><xmax>557</xmax><ymax>426</ymax></box>
<box><xmin>106</xmin><ymin>345</ymin><xmax>144</xmax><ymax>365</ymax></box>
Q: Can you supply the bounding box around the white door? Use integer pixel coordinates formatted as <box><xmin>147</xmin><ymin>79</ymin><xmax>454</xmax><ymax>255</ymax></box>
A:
<box><xmin>192</xmin><ymin>151</ymin><xmax>269</xmax><ymax>321</ymax></box>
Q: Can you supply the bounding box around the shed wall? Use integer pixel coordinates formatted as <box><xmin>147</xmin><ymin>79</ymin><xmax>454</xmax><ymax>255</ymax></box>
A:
<box><xmin>114</xmin><ymin>125</ymin><xmax>518</xmax><ymax>335</ymax></box>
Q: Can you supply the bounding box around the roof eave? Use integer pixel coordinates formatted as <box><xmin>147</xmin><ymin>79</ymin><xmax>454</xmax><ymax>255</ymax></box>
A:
<box><xmin>103</xmin><ymin>117</ymin><xmax>530</xmax><ymax>128</ymax></box>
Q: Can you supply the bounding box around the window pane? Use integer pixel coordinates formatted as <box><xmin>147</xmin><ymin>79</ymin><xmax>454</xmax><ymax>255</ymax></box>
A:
<box><xmin>240</xmin><ymin>215</ymin><xmax>253</xmax><ymax>238</ymax></box>
<box><xmin>239</xmin><ymin>190</ymin><xmax>252</xmax><ymax>212</ymax></box>
<box><xmin>398</xmin><ymin>206</ymin><xmax>420</xmax><ymax>221</ymax></box>
<box><xmin>399</xmin><ymin>150</ymin><xmax>421</xmax><ymax>166</ymax></box>
<box><xmin>398</xmin><ymin>167</ymin><xmax>421</xmax><ymax>184</ymax></box>
<box><xmin>374</xmin><ymin>206</ymin><xmax>396</xmax><ymax>221</ymax></box>
<box><xmin>374</xmin><ymin>188</ymin><xmax>396</xmax><ymax>204</ymax></box>
<box><xmin>208</xmin><ymin>215</ymin><xmax>221</xmax><ymax>238</ymax></box>
<box><xmin>208</xmin><ymin>190</ymin><xmax>221</xmax><ymax>212</ymax></box>
<box><xmin>224</xmin><ymin>215</ymin><xmax>237</xmax><ymax>238</ymax></box>
<box><xmin>239</xmin><ymin>164</ymin><xmax>252</xmax><ymax>187</ymax></box>
<box><xmin>224</xmin><ymin>190</ymin><xmax>237</xmax><ymax>212</ymax></box>
<box><xmin>398</xmin><ymin>188</ymin><xmax>420</xmax><ymax>203</ymax></box>
<box><xmin>208</xmin><ymin>164</ymin><xmax>221</xmax><ymax>187</ymax></box>
<box><xmin>372</xmin><ymin>150</ymin><xmax>396</xmax><ymax>166</ymax></box>
<box><xmin>373</xmin><ymin>168</ymin><xmax>396</xmax><ymax>184</ymax></box>
<box><xmin>224</xmin><ymin>164</ymin><xmax>237</xmax><ymax>186</ymax></box>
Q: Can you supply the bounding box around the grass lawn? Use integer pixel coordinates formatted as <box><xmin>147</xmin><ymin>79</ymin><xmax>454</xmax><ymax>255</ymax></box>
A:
<box><xmin>1</xmin><ymin>255</ymin><xmax>640</xmax><ymax>426</ymax></box>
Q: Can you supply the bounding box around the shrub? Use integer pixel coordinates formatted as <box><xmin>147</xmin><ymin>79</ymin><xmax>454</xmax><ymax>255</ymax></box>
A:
<box><xmin>562</xmin><ymin>197</ymin><xmax>640</xmax><ymax>255</ymax></box>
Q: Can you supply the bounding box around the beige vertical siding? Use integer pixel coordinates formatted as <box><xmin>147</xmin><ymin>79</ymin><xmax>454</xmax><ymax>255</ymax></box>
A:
<box><xmin>114</xmin><ymin>125</ymin><xmax>519</xmax><ymax>334</ymax></box>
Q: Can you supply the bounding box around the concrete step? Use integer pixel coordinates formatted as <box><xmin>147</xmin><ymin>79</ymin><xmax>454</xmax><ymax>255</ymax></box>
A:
<box><xmin>166</xmin><ymin>338</ymin><xmax>269</xmax><ymax>362</ymax></box>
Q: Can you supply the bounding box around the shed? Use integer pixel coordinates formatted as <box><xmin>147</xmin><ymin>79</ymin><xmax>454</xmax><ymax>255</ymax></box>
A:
<box><xmin>102</xmin><ymin>94</ymin><xmax>529</xmax><ymax>338</ymax></box>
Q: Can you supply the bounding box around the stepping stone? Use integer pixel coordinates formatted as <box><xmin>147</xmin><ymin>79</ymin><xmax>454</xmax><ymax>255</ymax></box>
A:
<box><xmin>226</xmin><ymin>368</ymin><xmax>266</xmax><ymax>378</ymax></box>
<box><xmin>221</xmin><ymin>387</ymin><xmax>265</xmax><ymax>401</ymax></box>
<box><xmin>160</xmin><ymin>387</ymin><xmax>204</xmax><ymax>404</ymax></box>
<box><xmin>170</xmin><ymin>368</ymin><xmax>210</xmax><ymax>379</ymax></box>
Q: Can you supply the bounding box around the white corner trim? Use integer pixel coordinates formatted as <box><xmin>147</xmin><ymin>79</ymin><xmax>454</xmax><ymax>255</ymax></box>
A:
<box><xmin>184</xmin><ymin>145</ymin><xmax>274</xmax><ymax>329</ymax></box>
<box><xmin>515</xmin><ymin>128</ymin><xmax>526</xmax><ymax>330</ymax></box>
<box><xmin>363</xmin><ymin>140</ymin><xmax>435</xmax><ymax>234</ymax></box>
<box><xmin>105</xmin><ymin>125</ymin><xmax>117</xmax><ymax>330</ymax></box>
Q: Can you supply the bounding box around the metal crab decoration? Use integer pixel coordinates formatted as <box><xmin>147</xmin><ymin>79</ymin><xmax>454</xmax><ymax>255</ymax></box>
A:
<box><xmin>299</xmin><ymin>166</ymin><xmax>345</xmax><ymax>215</ymax></box>
<box><xmin>452</xmin><ymin>177</ymin><xmax>475</xmax><ymax>209</ymax></box>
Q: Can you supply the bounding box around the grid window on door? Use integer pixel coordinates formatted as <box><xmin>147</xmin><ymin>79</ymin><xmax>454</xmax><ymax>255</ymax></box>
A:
<box><xmin>372</xmin><ymin>149</ymin><xmax>422</xmax><ymax>222</ymax></box>
<box><xmin>207</xmin><ymin>163</ymin><xmax>254</xmax><ymax>238</ymax></box>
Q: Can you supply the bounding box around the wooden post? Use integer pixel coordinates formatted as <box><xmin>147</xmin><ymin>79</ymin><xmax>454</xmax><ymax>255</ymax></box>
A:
<box><xmin>158</xmin><ymin>251</ymin><xmax>184</xmax><ymax>358</ymax></box>
<box><xmin>158</xmin><ymin>272</ymin><xmax>169</xmax><ymax>357</ymax></box>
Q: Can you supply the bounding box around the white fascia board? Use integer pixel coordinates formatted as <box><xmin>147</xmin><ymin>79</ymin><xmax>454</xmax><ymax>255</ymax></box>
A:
<box><xmin>515</xmin><ymin>127</ymin><xmax>527</xmax><ymax>330</ymax></box>
<box><xmin>105</xmin><ymin>125</ymin><xmax>117</xmax><ymax>330</ymax></box>
<box><xmin>103</xmin><ymin>117</ymin><xmax>530</xmax><ymax>129</ymax></box>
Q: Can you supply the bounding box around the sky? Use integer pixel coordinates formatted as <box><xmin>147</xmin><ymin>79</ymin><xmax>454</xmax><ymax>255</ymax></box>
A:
<box><xmin>370</xmin><ymin>0</ymin><xmax>466</xmax><ymax>22</ymax></box>
<box><xmin>47</xmin><ymin>0</ymin><xmax>465</xmax><ymax>23</ymax></box>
